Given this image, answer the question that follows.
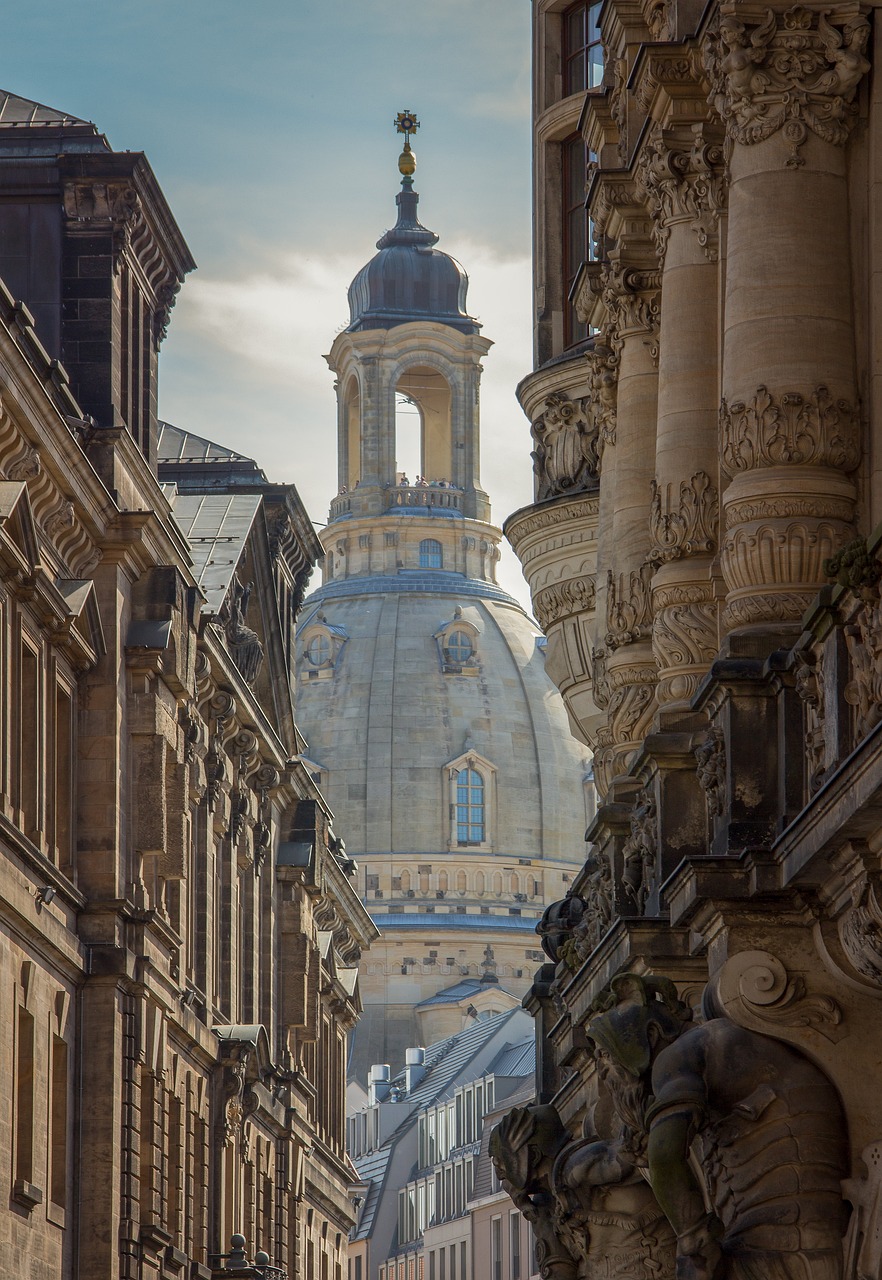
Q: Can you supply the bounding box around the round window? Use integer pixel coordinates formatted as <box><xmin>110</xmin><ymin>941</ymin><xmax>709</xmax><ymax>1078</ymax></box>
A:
<box><xmin>446</xmin><ymin>630</ymin><xmax>473</xmax><ymax>664</ymax></box>
<box><xmin>307</xmin><ymin>633</ymin><xmax>331</xmax><ymax>666</ymax></box>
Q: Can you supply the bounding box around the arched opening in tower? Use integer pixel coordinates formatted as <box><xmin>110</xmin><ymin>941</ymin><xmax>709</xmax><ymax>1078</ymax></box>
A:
<box><xmin>394</xmin><ymin>365</ymin><xmax>453</xmax><ymax>486</ymax></box>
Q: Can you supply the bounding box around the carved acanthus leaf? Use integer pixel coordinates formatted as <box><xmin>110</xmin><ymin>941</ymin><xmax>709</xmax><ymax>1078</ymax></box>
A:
<box><xmin>649</xmin><ymin>471</ymin><xmax>718</xmax><ymax>562</ymax></box>
<box><xmin>839</xmin><ymin>873</ymin><xmax>882</xmax><ymax>987</ymax></box>
<box><xmin>636</xmin><ymin>125</ymin><xmax>726</xmax><ymax>261</ymax></box>
<box><xmin>703</xmin><ymin>4</ymin><xmax>871</xmax><ymax>166</ymax></box>
<box><xmin>607</xmin><ymin>563</ymin><xmax>654</xmax><ymax>648</ymax></box>
<box><xmin>533</xmin><ymin>577</ymin><xmax>596</xmax><ymax>631</ymax></box>
<box><xmin>720</xmin><ymin>385</ymin><xmax>860</xmax><ymax>474</ymax></box>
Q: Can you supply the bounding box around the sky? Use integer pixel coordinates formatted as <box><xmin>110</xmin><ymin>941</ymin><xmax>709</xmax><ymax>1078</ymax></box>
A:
<box><xmin>6</xmin><ymin>1</ymin><xmax>537</xmax><ymax>608</ymax></box>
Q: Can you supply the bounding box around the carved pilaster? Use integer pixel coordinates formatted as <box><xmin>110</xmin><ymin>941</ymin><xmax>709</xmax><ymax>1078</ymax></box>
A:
<box><xmin>703</xmin><ymin>3</ymin><xmax>871</xmax><ymax>167</ymax></box>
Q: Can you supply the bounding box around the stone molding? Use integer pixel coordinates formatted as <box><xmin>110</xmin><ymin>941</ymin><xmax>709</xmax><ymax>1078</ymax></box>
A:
<box><xmin>649</xmin><ymin>471</ymin><xmax>718</xmax><ymax>563</ymax></box>
<box><xmin>703</xmin><ymin>3</ymin><xmax>871</xmax><ymax>166</ymax></box>
<box><xmin>720</xmin><ymin>385</ymin><xmax>860</xmax><ymax>474</ymax></box>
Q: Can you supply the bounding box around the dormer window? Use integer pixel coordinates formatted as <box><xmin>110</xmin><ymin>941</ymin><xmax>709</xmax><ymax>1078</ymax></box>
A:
<box><xmin>299</xmin><ymin>611</ymin><xmax>347</xmax><ymax>681</ymax></box>
<box><xmin>434</xmin><ymin>607</ymin><xmax>480</xmax><ymax>674</ymax></box>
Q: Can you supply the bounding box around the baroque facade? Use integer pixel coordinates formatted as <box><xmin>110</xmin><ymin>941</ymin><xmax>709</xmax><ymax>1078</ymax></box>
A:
<box><xmin>0</xmin><ymin>92</ymin><xmax>376</xmax><ymax>1279</ymax></box>
<box><xmin>294</xmin><ymin>123</ymin><xmax>591</xmax><ymax>1081</ymax></box>
<box><xmin>496</xmin><ymin>3</ymin><xmax>882</xmax><ymax>1280</ymax></box>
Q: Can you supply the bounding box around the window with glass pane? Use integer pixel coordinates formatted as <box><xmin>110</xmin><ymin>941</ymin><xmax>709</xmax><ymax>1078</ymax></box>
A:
<box><xmin>307</xmin><ymin>633</ymin><xmax>331</xmax><ymax>666</ymax></box>
<box><xmin>446</xmin><ymin>630</ymin><xmax>472</xmax><ymax>664</ymax></box>
<box><xmin>456</xmin><ymin>768</ymin><xmax>485</xmax><ymax>844</ymax></box>
<box><xmin>564</xmin><ymin>2</ymin><xmax>604</xmax><ymax>95</ymax></box>
<box><xmin>420</xmin><ymin>539</ymin><xmax>443</xmax><ymax>569</ymax></box>
<box><xmin>563</xmin><ymin>136</ymin><xmax>589</xmax><ymax>348</ymax></box>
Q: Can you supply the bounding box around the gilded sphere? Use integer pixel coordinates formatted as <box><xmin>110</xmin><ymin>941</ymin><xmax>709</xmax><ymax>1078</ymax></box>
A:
<box><xmin>398</xmin><ymin>146</ymin><xmax>416</xmax><ymax>176</ymax></box>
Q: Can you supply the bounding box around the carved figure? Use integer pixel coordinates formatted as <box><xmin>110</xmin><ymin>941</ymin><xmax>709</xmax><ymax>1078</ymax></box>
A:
<box><xmin>586</xmin><ymin>974</ymin><xmax>848</xmax><ymax>1280</ymax></box>
<box><xmin>224</xmin><ymin>577</ymin><xmax>264</xmax><ymax>684</ymax></box>
<box><xmin>621</xmin><ymin>793</ymin><xmax>657</xmax><ymax>913</ymax></box>
<box><xmin>490</xmin><ymin>1103</ymin><xmax>676</xmax><ymax>1280</ymax></box>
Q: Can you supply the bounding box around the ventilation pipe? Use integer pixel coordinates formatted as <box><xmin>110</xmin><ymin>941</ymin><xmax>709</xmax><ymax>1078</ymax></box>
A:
<box><xmin>368</xmin><ymin>1063</ymin><xmax>391</xmax><ymax>1105</ymax></box>
<box><xmin>405</xmin><ymin>1047</ymin><xmax>426</xmax><ymax>1093</ymax></box>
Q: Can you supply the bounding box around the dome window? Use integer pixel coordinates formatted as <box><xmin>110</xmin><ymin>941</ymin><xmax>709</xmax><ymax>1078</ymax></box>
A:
<box><xmin>420</xmin><ymin>539</ymin><xmax>443</xmax><ymax>569</ymax></box>
<box><xmin>445</xmin><ymin>743</ymin><xmax>496</xmax><ymax>851</ymax></box>
<box><xmin>298</xmin><ymin>612</ymin><xmax>347</xmax><ymax>682</ymax></box>
<box><xmin>434</xmin><ymin>607</ymin><xmax>480</xmax><ymax>674</ymax></box>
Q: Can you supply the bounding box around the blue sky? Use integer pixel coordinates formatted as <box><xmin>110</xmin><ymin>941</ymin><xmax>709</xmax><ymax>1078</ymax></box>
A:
<box><xmin>6</xmin><ymin>1</ymin><xmax>537</xmax><ymax>605</ymax></box>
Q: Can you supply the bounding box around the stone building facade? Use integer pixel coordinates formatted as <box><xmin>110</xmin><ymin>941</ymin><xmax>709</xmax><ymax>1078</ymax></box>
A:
<box><xmin>294</xmin><ymin>131</ymin><xmax>591</xmax><ymax>1081</ymax></box>
<box><xmin>0</xmin><ymin>91</ymin><xmax>376</xmax><ymax>1280</ymax></box>
<box><xmin>494</xmin><ymin>4</ymin><xmax>882</xmax><ymax>1280</ymax></box>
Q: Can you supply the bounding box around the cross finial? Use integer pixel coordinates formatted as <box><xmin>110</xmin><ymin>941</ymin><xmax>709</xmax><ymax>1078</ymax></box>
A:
<box><xmin>394</xmin><ymin>110</ymin><xmax>420</xmax><ymax>185</ymax></box>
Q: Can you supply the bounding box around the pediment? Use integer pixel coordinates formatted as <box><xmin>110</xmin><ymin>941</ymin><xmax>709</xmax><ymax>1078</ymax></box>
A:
<box><xmin>0</xmin><ymin>480</ymin><xmax>39</xmax><ymax>576</ymax></box>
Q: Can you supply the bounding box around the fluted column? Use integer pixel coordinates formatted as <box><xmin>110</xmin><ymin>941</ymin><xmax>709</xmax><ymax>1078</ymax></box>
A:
<box><xmin>588</xmin><ymin>255</ymin><xmax>661</xmax><ymax>792</ymax></box>
<box><xmin>639</xmin><ymin>122</ymin><xmax>725</xmax><ymax>707</ymax></box>
<box><xmin>705</xmin><ymin>2</ymin><xmax>869</xmax><ymax>632</ymax></box>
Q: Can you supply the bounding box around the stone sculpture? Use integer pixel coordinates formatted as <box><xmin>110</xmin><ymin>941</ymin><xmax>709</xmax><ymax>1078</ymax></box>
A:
<box><xmin>586</xmin><ymin>974</ymin><xmax>848</xmax><ymax>1280</ymax></box>
<box><xmin>489</xmin><ymin>1102</ymin><xmax>676</xmax><ymax>1280</ymax></box>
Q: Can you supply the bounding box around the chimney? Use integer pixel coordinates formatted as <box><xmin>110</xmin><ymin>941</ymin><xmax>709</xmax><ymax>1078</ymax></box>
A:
<box><xmin>368</xmin><ymin>1063</ymin><xmax>391</xmax><ymax>1105</ymax></box>
<box><xmin>405</xmin><ymin>1047</ymin><xmax>426</xmax><ymax>1093</ymax></box>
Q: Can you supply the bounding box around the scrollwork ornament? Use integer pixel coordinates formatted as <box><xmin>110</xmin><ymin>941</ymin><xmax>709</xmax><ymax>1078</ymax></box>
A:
<box><xmin>607</xmin><ymin>563</ymin><xmax>654</xmax><ymax>648</ymax></box>
<box><xmin>649</xmin><ymin>471</ymin><xmax>718</xmax><ymax>562</ymax></box>
<box><xmin>839</xmin><ymin>873</ymin><xmax>882</xmax><ymax>986</ymax></box>
<box><xmin>703</xmin><ymin>5</ymin><xmax>871</xmax><ymax>166</ymax></box>
<box><xmin>531</xmin><ymin>392</ymin><xmax>600</xmax><ymax>501</ymax></box>
<box><xmin>714</xmin><ymin>948</ymin><xmax>844</xmax><ymax>1041</ymax></box>
<box><xmin>533</xmin><ymin>577</ymin><xmax>596</xmax><ymax>631</ymax></box>
<box><xmin>720</xmin><ymin>384</ymin><xmax>860</xmax><ymax>474</ymax></box>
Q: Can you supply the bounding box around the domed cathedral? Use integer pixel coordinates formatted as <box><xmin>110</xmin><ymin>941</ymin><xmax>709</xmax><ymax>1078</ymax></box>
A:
<box><xmin>294</xmin><ymin>114</ymin><xmax>591</xmax><ymax>1082</ymax></box>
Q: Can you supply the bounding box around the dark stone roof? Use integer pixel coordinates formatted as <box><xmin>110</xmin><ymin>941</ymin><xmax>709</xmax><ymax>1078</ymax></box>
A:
<box><xmin>304</xmin><ymin>570</ymin><xmax>523</xmax><ymax>609</ymax></box>
<box><xmin>347</xmin><ymin>183</ymin><xmax>479</xmax><ymax>335</ymax></box>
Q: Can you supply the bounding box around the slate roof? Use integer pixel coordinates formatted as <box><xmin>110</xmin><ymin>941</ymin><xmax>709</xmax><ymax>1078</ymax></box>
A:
<box><xmin>369</xmin><ymin>912</ymin><xmax>539</xmax><ymax>933</ymax></box>
<box><xmin>352</xmin><ymin>1144</ymin><xmax>394</xmax><ymax>1241</ymax></box>
<box><xmin>487</xmin><ymin>1034</ymin><xmax>535</xmax><ymax>1080</ymax></box>
<box><xmin>305</xmin><ymin>571</ymin><xmax>522</xmax><ymax>608</ymax></box>
<box><xmin>167</xmin><ymin>491</ymin><xmax>261</xmax><ymax>614</ymax></box>
<box><xmin>414</xmin><ymin>978</ymin><xmax>496</xmax><ymax>1008</ymax></box>
<box><xmin>390</xmin><ymin>1008</ymin><xmax>526</xmax><ymax>1116</ymax></box>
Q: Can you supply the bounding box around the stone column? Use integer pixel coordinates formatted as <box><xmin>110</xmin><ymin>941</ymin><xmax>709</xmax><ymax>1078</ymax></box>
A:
<box><xmin>705</xmin><ymin>2</ymin><xmax>869</xmax><ymax>633</ymax></box>
<box><xmin>639</xmin><ymin>121</ymin><xmax>725</xmax><ymax>707</ymax></box>
<box><xmin>588</xmin><ymin>251</ymin><xmax>661</xmax><ymax>792</ymax></box>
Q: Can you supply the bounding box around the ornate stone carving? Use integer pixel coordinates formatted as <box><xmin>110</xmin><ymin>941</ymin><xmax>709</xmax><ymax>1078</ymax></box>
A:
<box><xmin>844</xmin><ymin>1142</ymin><xmax>882</xmax><ymax>1280</ymax></box>
<box><xmin>651</xmin><ymin>585</ymin><xmax>718</xmax><ymax>705</ymax></box>
<box><xmin>6</xmin><ymin>443</ymin><xmax>40</xmax><ymax>481</ymax></box>
<box><xmin>694</xmin><ymin>726</ymin><xmax>726</xmax><ymax>817</ymax></box>
<box><xmin>843</xmin><ymin>592</ymin><xmax>882</xmax><ymax>744</ymax></box>
<box><xmin>825</xmin><ymin>536</ymin><xmax>882</xmax><ymax>595</ymax></box>
<box><xmin>839</xmin><ymin>873</ymin><xmax>882</xmax><ymax>985</ymax></box>
<box><xmin>609</xmin><ymin>57</ymin><xmax>630</xmax><ymax>164</ymax></box>
<box><xmin>600</xmin><ymin>264</ymin><xmax>661</xmax><ymax>346</ymax></box>
<box><xmin>222</xmin><ymin>576</ymin><xmax>264</xmax><ymax>685</ymax></box>
<box><xmin>219</xmin><ymin>1052</ymin><xmax>248</xmax><ymax>1148</ymax></box>
<box><xmin>793</xmin><ymin>648</ymin><xmax>826</xmax><ymax>791</ymax></box>
<box><xmin>530</xmin><ymin>393</ymin><xmax>599</xmax><ymax>502</ymax></box>
<box><xmin>586</xmin><ymin>973</ymin><xmax>849</xmax><ymax>1278</ymax></box>
<box><xmin>621</xmin><ymin>790</ymin><xmax>657</xmax><ymax>913</ymax></box>
<box><xmin>637</xmin><ymin>127</ymin><xmax>726</xmax><ymax>261</ymax></box>
<box><xmin>533</xmin><ymin>577</ymin><xmax>596</xmax><ymax>632</ymax></box>
<box><xmin>649</xmin><ymin>471</ymin><xmax>718</xmax><ymax>562</ymax></box>
<box><xmin>593</xmin><ymin>674</ymin><xmax>656</xmax><ymax>796</ymax></box>
<box><xmin>489</xmin><ymin>1103</ymin><xmax>676</xmax><ymax>1280</ymax></box>
<box><xmin>537</xmin><ymin>857</ymin><xmax>613</xmax><ymax>972</ymax></box>
<box><xmin>715</xmin><ymin>948</ymin><xmax>844</xmax><ymax>1041</ymax></box>
<box><xmin>585</xmin><ymin>344</ymin><xmax>618</xmax><ymax>457</ymax></box>
<box><xmin>704</xmin><ymin>4</ymin><xmax>871</xmax><ymax>166</ymax></box>
<box><xmin>720</xmin><ymin>385</ymin><xmax>860</xmax><ymax>474</ymax></box>
<box><xmin>537</xmin><ymin>894</ymin><xmax>586</xmax><ymax>970</ymax></box>
<box><xmin>721</xmin><ymin>519</ymin><xmax>849</xmax><ymax>627</ymax></box>
<box><xmin>606</xmin><ymin>563</ymin><xmax>653</xmax><ymax>649</ymax></box>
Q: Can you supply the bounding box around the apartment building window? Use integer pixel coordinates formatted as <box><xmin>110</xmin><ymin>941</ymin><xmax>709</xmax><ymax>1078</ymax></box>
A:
<box><xmin>420</xmin><ymin>539</ymin><xmax>443</xmax><ymax>569</ymax></box>
<box><xmin>49</xmin><ymin>1035</ymin><xmax>69</xmax><ymax>1212</ymax></box>
<box><xmin>429</xmin><ymin>1254</ymin><xmax>436</xmax><ymax>1280</ymax></box>
<box><xmin>511</xmin><ymin>1213</ymin><xmax>522</xmax><ymax>1280</ymax></box>
<box><xmin>450</xmin><ymin>1244</ymin><xmax>456</xmax><ymax>1280</ymax></box>
<box><xmin>564</xmin><ymin>2</ymin><xmax>604</xmax><ymax>95</ymax></box>
<box><xmin>14</xmin><ymin>1005</ymin><xmax>35</xmax><ymax>1191</ymax></box>
<box><xmin>460</xmin><ymin>1242</ymin><xmax>466</xmax><ymax>1280</ymax></box>
<box><xmin>491</xmin><ymin>1217</ymin><xmax>502</xmax><ymax>1280</ymax></box>
<box><xmin>563</xmin><ymin>136</ymin><xmax>589</xmax><ymax>349</ymax></box>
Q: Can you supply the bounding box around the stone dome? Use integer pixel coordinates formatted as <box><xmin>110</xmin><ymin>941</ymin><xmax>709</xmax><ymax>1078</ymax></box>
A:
<box><xmin>346</xmin><ymin>185</ymin><xmax>479</xmax><ymax>334</ymax></box>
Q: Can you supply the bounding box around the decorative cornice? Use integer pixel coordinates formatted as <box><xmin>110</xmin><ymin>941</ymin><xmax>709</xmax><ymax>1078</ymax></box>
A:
<box><xmin>649</xmin><ymin>471</ymin><xmax>718</xmax><ymax>562</ymax></box>
<box><xmin>703</xmin><ymin>3</ymin><xmax>871</xmax><ymax>166</ymax></box>
<box><xmin>720</xmin><ymin>385</ymin><xmax>860</xmax><ymax>474</ymax></box>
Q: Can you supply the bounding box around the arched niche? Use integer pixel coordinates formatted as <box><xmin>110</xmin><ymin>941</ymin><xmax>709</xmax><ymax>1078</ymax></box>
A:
<box><xmin>343</xmin><ymin>374</ymin><xmax>361</xmax><ymax>490</ymax></box>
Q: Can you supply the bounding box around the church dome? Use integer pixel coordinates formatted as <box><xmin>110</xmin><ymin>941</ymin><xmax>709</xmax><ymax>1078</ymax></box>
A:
<box><xmin>347</xmin><ymin>184</ymin><xmax>479</xmax><ymax>334</ymax></box>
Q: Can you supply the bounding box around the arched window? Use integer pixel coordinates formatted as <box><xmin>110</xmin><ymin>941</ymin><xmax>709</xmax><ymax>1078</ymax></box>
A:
<box><xmin>420</xmin><ymin>539</ymin><xmax>443</xmax><ymax>569</ymax></box>
<box><xmin>456</xmin><ymin>768</ymin><xmax>485</xmax><ymax>845</ymax></box>
<box><xmin>446</xmin><ymin>630</ymin><xmax>473</xmax><ymax>664</ymax></box>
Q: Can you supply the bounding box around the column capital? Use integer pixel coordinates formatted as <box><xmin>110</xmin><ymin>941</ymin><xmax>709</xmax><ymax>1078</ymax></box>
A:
<box><xmin>636</xmin><ymin>121</ymin><xmax>727</xmax><ymax>261</ymax></box>
<box><xmin>703</xmin><ymin>2</ymin><xmax>870</xmax><ymax>167</ymax></box>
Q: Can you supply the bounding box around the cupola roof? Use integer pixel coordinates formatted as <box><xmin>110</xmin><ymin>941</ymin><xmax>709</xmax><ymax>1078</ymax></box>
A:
<box><xmin>346</xmin><ymin>114</ymin><xmax>480</xmax><ymax>335</ymax></box>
